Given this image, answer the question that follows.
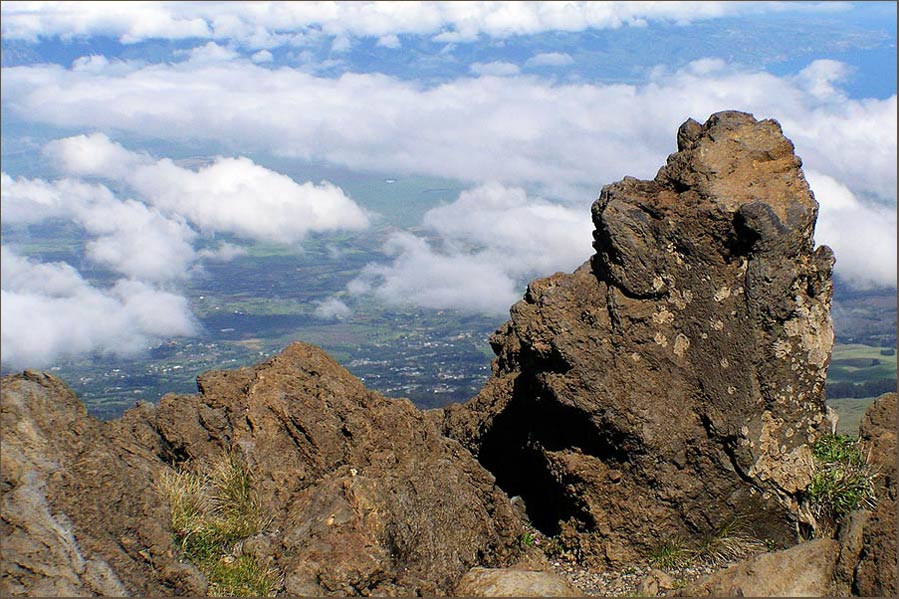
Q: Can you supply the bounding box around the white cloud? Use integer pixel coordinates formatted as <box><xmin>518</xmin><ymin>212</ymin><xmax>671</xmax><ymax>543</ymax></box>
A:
<box><xmin>376</xmin><ymin>33</ymin><xmax>401</xmax><ymax>48</ymax></box>
<box><xmin>351</xmin><ymin>183</ymin><xmax>593</xmax><ymax>314</ymax></box>
<box><xmin>0</xmin><ymin>246</ymin><xmax>196</xmax><ymax>369</ymax></box>
<box><xmin>354</xmin><ymin>232</ymin><xmax>523</xmax><ymax>314</ymax></box>
<box><xmin>525</xmin><ymin>52</ymin><xmax>574</xmax><ymax>67</ymax></box>
<box><xmin>2</xmin><ymin>58</ymin><xmax>894</xmax><ymax>292</ymax></box>
<box><xmin>331</xmin><ymin>34</ymin><xmax>352</xmax><ymax>53</ymax></box>
<box><xmin>314</xmin><ymin>297</ymin><xmax>352</xmax><ymax>320</ymax></box>
<box><xmin>1</xmin><ymin>173</ymin><xmax>196</xmax><ymax>282</ymax></box>
<box><xmin>127</xmin><ymin>156</ymin><xmax>369</xmax><ymax>243</ymax></box>
<box><xmin>196</xmin><ymin>242</ymin><xmax>247</xmax><ymax>262</ymax></box>
<box><xmin>181</xmin><ymin>41</ymin><xmax>240</xmax><ymax>64</ymax></box>
<box><xmin>0</xmin><ymin>2</ymin><xmax>850</xmax><ymax>48</ymax></box>
<box><xmin>422</xmin><ymin>183</ymin><xmax>592</xmax><ymax>278</ymax></box>
<box><xmin>794</xmin><ymin>59</ymin><xmax>850</xmax><ymax>101</ymax></box>
<box><xmin>0</xmin><ymin>171</ymin><xmax>71</xmax><ymax>223</ymax></box>
<box><xmin>43</xmin><ymin>132</ymin><xmax>151</xmax><ymax>179</ymax></box>
<box><xmin>45</xmin><ymin>133</ymin><xmax>370</xmax><ymax>243</ymax></box>
<box><xmin>251</xmin><ymin>49</ymin><xmax>274</xmax><ymax>64</ymax></box>
<box><xmin>469</xmin><ymin>61</ymin><xmax>521</xmax><ymax>77</ymax></box>
<box><xmin>806</xmin><ymin>170</ymin><xmax>897</xmax><ymax>289</ymax></box>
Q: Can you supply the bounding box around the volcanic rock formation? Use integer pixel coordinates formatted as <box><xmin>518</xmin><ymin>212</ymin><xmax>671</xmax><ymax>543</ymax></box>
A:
<box><xmin>1</xmin><ymin>345</ymin><xmax>523</xmax><ymax>596</ymax></box>
<box><xmin>438</xmin><ymin>111</ymin><xmax>836</xmax><ymax>565</ymax></box>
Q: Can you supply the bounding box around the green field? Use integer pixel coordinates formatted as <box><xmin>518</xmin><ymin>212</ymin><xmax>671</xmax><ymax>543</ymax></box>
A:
<box><xmin>826</xmin><ymin>343</ymin><xmax>896</xmax><ymax>435</ymax></box>
<box><xmin>828</xmin><ymin>343</ymin><xmax>897</xmax><ymax>383</ymax></box>
<box><xmin>825</xmin><ymin>397</ymin><xmax>878</xmax><ymax>436</ymax></box>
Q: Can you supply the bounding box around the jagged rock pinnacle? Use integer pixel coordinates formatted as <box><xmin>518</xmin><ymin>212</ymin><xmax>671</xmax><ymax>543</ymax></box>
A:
<box><xmin>440</xmin><ymin>111</ymin><xmax>836</xmax><ymax>565</ymax></box>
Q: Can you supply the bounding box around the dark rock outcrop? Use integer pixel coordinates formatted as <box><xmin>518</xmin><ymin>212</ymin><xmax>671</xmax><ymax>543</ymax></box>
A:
<box><xmin>838</xmin><ymin>392</ymin><xmax>896</xmax><ymax>596</ymax></box>
<box><xmin>438</xmin><ymin>111</ymin><xmax>835</xmax><ymax>564</ymax></box>
<box><xmin>1</xmin><ymin>343</ymin><xmax>523</xmax><ymax>596</ymax></box>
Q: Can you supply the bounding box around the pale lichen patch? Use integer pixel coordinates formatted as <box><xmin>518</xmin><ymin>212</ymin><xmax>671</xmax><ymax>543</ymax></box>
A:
<box><xmin>673</xmin><ymin>333</ymin><xmax>690</xmax><ymax>357</ymax></box>
<box><xmin>652</xmin><ymin>308</ymin><xmax>675</xmax><ymax>325</ymax></box>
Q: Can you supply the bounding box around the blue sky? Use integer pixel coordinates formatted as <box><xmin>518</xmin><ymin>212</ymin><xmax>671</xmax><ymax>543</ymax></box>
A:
<box><xmin>1</xmin><ymin>1</ymin><xmax>896</xmax><ymax>368</ymax></box>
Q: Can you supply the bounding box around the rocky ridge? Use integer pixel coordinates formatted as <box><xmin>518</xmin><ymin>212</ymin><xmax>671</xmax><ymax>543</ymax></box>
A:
<box><xmin>2</xmin><ymin>346</ymin><xmax>523</xmax><ymax>596</ymax></box>
<box><xmin>2</xmin><ymin>112</ymin><xmax>895</xmax><ymax>597</ymax></box>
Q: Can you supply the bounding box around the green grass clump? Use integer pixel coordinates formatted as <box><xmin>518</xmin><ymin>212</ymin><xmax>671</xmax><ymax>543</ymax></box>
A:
<box><xmin>812</xmin><ymin>434</ymin><xmax>865</xmax><ymax>466</ymax></box>
<box><xmin>693</xmin><ymin>519</ymin><xmax>766</xmax><ymax>566</ymax></box>
<box><xmin>649</xmin><ymin>538</ymin><xmax>693</xmax><ymax>569</ymax></box>
<box><xmin>649</xmin><ymin>518</ymin><xmax>766</xmax><ymax>571</ymax></box>
<box><xmin>157</xmin><ymin>451</ymin><xmax>279</xmax><ymax>597</ymax></box>
<box><xmin>804</xmin><ymin>434</ymin><xmax>878</xmax><ymax>536</ymax></box>
<box><xmin>207</xmin><ymin>555</ymin><xmax>280</xmax><ymax>597</ymax></box>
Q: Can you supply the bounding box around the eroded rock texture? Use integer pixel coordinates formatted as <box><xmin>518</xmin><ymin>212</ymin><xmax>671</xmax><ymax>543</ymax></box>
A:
<box><xmin>1</xmin><ymin>343</ymin><xmax>522</xmax><ymax>596</ymax></box>
<box><xmin>852</xmin><ymin>392</ymin><xmax>897</xmax><ymax>596</ymax></box>
<box><xmin>1</xmin><ymin>372</ymin><xmax>178</xmax><ymax>597</ymax></box>
<box><xmin>155</xmin><ymin>342</ymin><xmax>522</xmax><ymax>596</ymax></box>
<box><xmin>439</xmin><ymin>111</ymin><xmax>835</xmax><ymax>564</ymax></box>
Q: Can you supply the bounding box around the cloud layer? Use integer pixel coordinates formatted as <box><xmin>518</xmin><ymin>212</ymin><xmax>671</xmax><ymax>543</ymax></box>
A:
<box><xmin>4</xmin><ymin>57</ymin><xmax>893</xmax><ymax>202</ymax></box>
<box><xmin>350</xmin><ymin>183</ymin><xmax>593</xmax><ymax>315</ymax></box>
<box><xmin>1</xmin><ymin>247</ymin><xmax>197</xmax><ymax>369</ymax></box>
<box><xmin>1</xmin><ymin>2</ymin><xmax>849</xmax><ymax>48</ymax></box>
<box><xmin>1</xmin><ymin>134</ymin><xmax>370</xmax><ymax>367</ymax></box>
<box><xmin>4</xmin><ymin>55</ymin><xmax>892</xmax><ymax>292</ymax></box>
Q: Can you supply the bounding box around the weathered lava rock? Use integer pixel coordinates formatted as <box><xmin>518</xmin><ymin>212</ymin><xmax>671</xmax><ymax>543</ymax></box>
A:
<box><xmin>1</xmin><ymin>343</ymin><xmax>523</xmax><ymax>596</ymax></box>
<box><xmin>852</xmin><ymin>392</ymin><xmax>896</xmax><ymax>596</ymax></box>
<box><xmin>1</xmin><ymin>371</ymin><xmax>179</xmax><ymax>596</ymax></box>
<box><xmin>155</xmin><ymin>342</ymin><xmax>523</xmax><ymax>596</ymax></box>
<box><xmin>438</xmin><ymin>111</ymin><xmax>836</xmax><ymax>565</ymax></box>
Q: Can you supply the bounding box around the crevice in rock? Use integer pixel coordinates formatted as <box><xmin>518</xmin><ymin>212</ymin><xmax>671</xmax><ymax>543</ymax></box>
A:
<box><xmin>475</xmin><ymin>375</ymin><xmax>637</xmax><ymax>535</ymax></box>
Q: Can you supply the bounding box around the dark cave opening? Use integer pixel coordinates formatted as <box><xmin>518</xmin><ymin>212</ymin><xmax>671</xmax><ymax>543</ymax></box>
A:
<box><xmin>475</xmin><ymin>376</ymin><xmax>638</xmax><ymax>535</ymax></box>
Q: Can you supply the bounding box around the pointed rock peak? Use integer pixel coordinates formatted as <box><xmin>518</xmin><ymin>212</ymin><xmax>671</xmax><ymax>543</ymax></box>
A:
<box><xmin>442</xmin><ymin>111</ymin><xmax>836</xmax><ymax>566</ymax></box>
<box><xmin>655</xmin><ymin>111</ymin><xmax>815</xmax><ymax>225</ymax></box>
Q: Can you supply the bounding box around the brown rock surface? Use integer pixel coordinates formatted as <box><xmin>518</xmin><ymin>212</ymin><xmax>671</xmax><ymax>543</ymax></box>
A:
<box><xmin>1</xmin><ymin>371</ymin><xmax>181</xmax><ymax>596</ymax></box>
<box><xmin>454</xmin><ymin>567</ymin><xmax>585</xmax><ymax>597</ymax></box>
<box><xmin>678</xmin><ymin>538</ymin><xmax>840</xmax><ymax>597</ymax></box>
<box><xmin>853</xmin><ymin>392</ymin><xmax>897</xmax><ymax>597</ymax></box>
<box><xmin>2</xmin><ymin>343</ymin><xmax>523</xmax><ymax>596</ymax></box>
<box><xmin>439</xmin><ymin>111</ymin><xmax>835</xmax><ymax>564</ymax></box>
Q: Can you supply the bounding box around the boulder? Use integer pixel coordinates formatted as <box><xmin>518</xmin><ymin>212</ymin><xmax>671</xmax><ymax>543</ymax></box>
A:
<box><xmin>439</xmin><ymin>111</ymin><xmax>835</xmax><ymax>564</ymax></box>
<box><xmin>638</xmin><ymin>568</ymin><xmax>675</xmax><ymax>596</ymax></box>
<box><xmin>454</xmin><ymin>567</ymin><xmax>584</xmax><ymax>597</ymax></box>
<box><xmin>678</xmin><ymin>538</ymin><xmax>840</xmax><ymax>597</ymax></box>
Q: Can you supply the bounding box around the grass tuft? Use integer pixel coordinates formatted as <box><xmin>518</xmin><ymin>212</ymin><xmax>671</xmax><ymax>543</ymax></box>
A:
<box><xmin>157</xmin><ymin>468</ymin><xmax>209</xmax><ymax>537</ymax></box>
<box><xmin>801</xmin><ymin>433</ymin><xmax>879</xmax><ymax>538</ymax></box>
<box><xmin>649</xmin><ymin>538</ymin><xmax>693</xmax><ymax>569</ymax></box>
<box><xmin>156</xmin><ymin>451</ymin><xmax>279</xmax><ymax>597</ymax></box>
<box><xmin>693</xmin><ymin>519</ymin><xmax>766</xmax><ymax>566</ymax></box>
<box><xmin>650</xmin><ymin>518</ymin><xmax>766</xmax><ymax>571</ymax></box>
<box><xmin>207</xmin><ymin>555</ymin><xmax>280</xmax><ymax>597</ymax></box>
<box><xmin>812</xmin><ymin>434</ymin><xmax>865</xmax><ymax>466</ymax></box>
